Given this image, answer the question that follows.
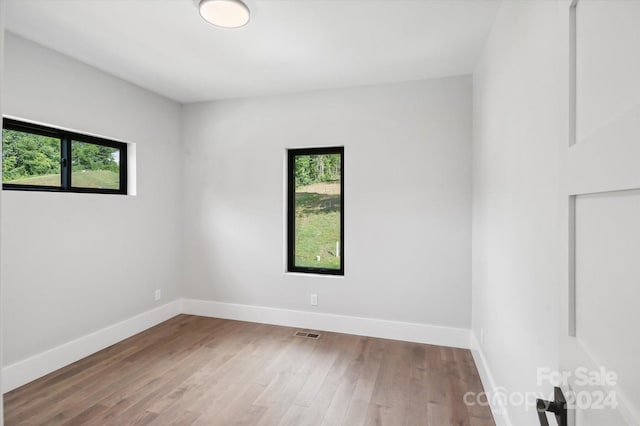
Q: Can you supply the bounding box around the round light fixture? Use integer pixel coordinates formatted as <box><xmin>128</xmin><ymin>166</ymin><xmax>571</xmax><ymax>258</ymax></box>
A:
<box><xmin>199</xmin><ymin>0</ymin><xmax>250</xmax><ymax>29</ymax></box>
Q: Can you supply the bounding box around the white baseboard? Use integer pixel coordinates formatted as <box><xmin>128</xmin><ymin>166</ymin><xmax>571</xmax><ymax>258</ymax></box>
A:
<box><xmin>3</xmin><ymin>298</ymin><xmax>471</xmax><ymax>394</ymax></box>
<box><xmin>469</xmin><ymin>331</ymin><xmax>512</xmax><ymax>426</ymax></box>
<box><xmin>182</xmin><ymin>298</ymin><xmax>470</xmax><ymax>349</ymax></box>
<box><xmin>2</xmin><ymin>300</ymin><xmax>182</xmax><ymax>393</ymax></box>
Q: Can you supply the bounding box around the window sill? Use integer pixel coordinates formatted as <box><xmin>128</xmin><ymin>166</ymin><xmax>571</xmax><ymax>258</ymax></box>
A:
<box><xmin>284</xmin><ymin>271</ymin><xmax>345</xmax><ymax>279</ymax></box>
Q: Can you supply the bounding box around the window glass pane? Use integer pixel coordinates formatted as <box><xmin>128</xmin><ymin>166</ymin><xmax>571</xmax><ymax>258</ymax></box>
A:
<box><xmin>2</xmin><ymin>128</ymin><xmax>61</xmax><ymax>186</ymax></box>
<box><xmin>71</xmin><ymin>141</ymin><xmax>121</xmax><ymax>190</ymax></box>
<box><xmin>294</xmin><ymin>152</ymin><xmax>342</xmax><ymax>270</ymax></box>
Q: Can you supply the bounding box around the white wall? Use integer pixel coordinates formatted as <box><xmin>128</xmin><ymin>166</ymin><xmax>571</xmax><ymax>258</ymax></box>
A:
<box><xmin>182</xmin><ymin>77</ymin><xmax>472</xmax><ymax>330</ymax></box>
<box><xmin>0</xmin><ymin>0</ymin><xmax>6</xmax><ymax>422</ymax></box>
<box><xmin>1</xmin><ymin>33</ymin><xmax>182</xmax><ymax>366</ymax></box>
<box><xmin>472</xmin><ymin>1</ymin><xmax>564</xmax><ymax>425</ymax></box>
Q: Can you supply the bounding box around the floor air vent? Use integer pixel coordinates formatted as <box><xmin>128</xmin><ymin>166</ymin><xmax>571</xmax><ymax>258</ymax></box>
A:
<box><xmin>294</xmin><ymin>331</ymin><xmax>321</xmax><ymax>339</ymax></box>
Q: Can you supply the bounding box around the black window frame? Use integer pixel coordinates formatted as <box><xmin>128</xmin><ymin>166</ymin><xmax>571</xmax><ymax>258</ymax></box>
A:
<box><xmin>287</xmin><ymin>146</ymin><xmax>344</xmax><ymax>275</ymax></box>
<box><xmin>2</xmin><ymin>118</ymin><xmax>127</xmax><ymax>195</ymax></box>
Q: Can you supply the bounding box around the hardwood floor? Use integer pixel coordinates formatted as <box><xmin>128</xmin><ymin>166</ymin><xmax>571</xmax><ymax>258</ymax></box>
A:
<box><xmin>4</xmin><ymin>315</ymin><xmax>495</xmax><ymax>425</ymax></box>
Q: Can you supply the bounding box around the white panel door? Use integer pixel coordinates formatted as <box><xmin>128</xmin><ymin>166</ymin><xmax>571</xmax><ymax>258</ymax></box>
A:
<box><xmin>561</xmin><ymin>1</ymin><xmax>640</xmax><ymax>425</ymax></box>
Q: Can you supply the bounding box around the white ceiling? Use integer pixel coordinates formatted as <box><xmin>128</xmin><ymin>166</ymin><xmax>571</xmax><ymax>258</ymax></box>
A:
<box><xmin>4</xmin><ymin>0</ymin><xmax>500</xmax><ymax>104</ymax></box>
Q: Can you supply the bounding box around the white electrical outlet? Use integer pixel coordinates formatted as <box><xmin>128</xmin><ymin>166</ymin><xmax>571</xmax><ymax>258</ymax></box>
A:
<box><xmin>154</xmin><ymin>289</ymin><xmax>162</xmax><ymax>301</ymax></box>
<box><xmin>310</xmin><ymin>293</ymin><xmax>318</xmax><ymax>306</ymax></box>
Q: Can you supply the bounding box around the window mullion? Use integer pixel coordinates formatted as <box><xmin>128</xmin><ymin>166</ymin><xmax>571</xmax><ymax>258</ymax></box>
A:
<box><xmin>61</xmin><ymin>137</ymin><xmax>71</xmax><ymax>190</ymax></box>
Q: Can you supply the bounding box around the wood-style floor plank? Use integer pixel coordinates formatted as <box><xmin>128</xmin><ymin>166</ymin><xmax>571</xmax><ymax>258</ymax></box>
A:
<box><xmin>3</xmin><ymin>315</ymin><xmax>495</xmax><ymax>425</ymax></box>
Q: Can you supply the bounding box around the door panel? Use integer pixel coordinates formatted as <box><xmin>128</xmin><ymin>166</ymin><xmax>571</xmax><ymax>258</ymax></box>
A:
<box><xmin>562</xmin><ymin>1</ymin><xmax>640</xmax><ymax>425</ymax></box>
<box><xmin>575</xmin><ymin>1</ymin><xmax>640</xmax><ymax>144</ymax></box>
<box><xmin>574</xmin><ymin>191</ymin><xmax>640</xmax><ymax>424</ymax></box>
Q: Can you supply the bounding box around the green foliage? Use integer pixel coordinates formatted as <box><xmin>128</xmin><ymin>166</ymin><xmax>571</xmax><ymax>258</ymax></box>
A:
<box><xmin>294</xmin><ymin>154</ymin><xmax>341</xmax><ymax>188</ymax></box>
<box><xmin>2</xmin><ymin>129</ymin><xmax>120</xmax><ymax>183</ymax></box>
<box><xmin>72</xmin><ymin>142</ymin><xmax>119</xmax><ymax>173</ymax></box>
<box><xmin>2</xmin><ymin>129</ymin><xmax>60</xmax><ymax>181</ymax></box>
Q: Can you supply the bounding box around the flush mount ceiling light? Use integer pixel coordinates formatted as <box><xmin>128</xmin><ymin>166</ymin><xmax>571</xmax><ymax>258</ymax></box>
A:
<box><xmin>199</xmin><ymin>0</ymin><xmax>250</xmax><ymax>29</ymax></box>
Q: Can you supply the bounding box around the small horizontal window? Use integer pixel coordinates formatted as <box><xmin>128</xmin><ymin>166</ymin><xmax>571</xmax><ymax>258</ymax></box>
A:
<box><xmin>2</xmin><ymin>118</ymin><xmax>127</xmax><ymax>194</ymax></box>
<box><xmin>287</xmin><ymin>147</ymin><xmax>344</xmax><ymax>275</ymax></box>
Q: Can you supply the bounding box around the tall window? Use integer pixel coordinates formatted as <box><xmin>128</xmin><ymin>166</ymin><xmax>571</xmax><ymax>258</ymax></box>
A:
<box><xmin>288</xmin><ymin>147</ymin><xmax>344</xmax><ymax>275</ymax></box>
<box><xmin>2</xmin><ymin>118</ymin><xmax>127</xmax><ymax>194</ymax></box>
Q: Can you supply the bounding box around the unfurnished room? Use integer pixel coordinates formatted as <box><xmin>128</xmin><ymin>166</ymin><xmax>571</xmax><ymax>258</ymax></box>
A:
<box><xmin>0</xmin><ymin>0</ymin><xmax>638</xmax><ymax>425</ymax></box>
